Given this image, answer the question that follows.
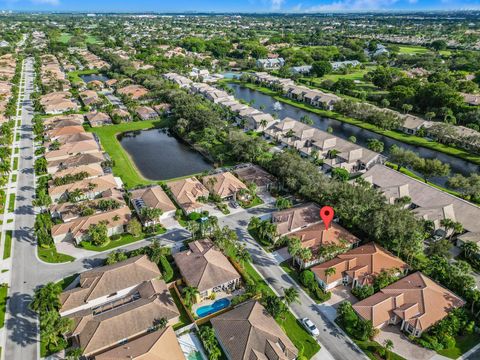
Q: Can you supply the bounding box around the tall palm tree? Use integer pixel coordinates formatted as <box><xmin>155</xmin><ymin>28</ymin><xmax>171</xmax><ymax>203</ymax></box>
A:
<box><xmin>30</xmin><ymin>282</ymin><xmax>62</xmax><ymax>313</ymax></box>
<box><xmin>283</xmin><ymin>287</ymin><xmax>300</xmax><ymax>305</ymax></box>
<box><xmin>182</xmin><ymin>286</ymin><xmax>199</xmax><ymax>307</ymax></box>
<box><xmin>324</xmin><ymin>267</ymin><xmax>336</xmax><ymax>280</ymax></box>
<box><xmin>461</xmin><ymin>241</ymin><xmax>479</xmax><ymax>260</ymax></box>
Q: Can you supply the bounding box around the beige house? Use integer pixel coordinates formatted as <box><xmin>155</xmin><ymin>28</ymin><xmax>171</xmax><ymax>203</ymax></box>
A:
<box><xmin>59</xmin><ymin>255</ymin><xmax>161</xmax><ymax>316</ymax></box>
<box><xmin>272</xmin><ymin>203</ymin><xmax>321</xmax><ymax>238</ymax></box>
<box><xmin>311</xmin><ymin>243</ymin><xmax>408</xmax><ymax>291</ymax></box>
<box><xmin>47</xmin><ymin>152</ymin><xmax>105</xmax><ymax>174</ymax></box>
<box><xmin>67</xmin><ymin>278</ymin><xmax>180</xmax><ymax>358</ymax></box>
<box><xmin>353</xmin><ymin>272</ymin><xmax>465</xmax><ymax>337</ymax></box>
<box><xmin>174</xmin><ymin>239</ymin><xmax>241</xmax><ymax>302</ymax></box>
<box><xmin>45</xmin><ymin>139</ymin><xmax>100</xmax><ymax>162</ymax></box>
<box><xmin>362</xmin><ymin>164</ymin><xmax>480</xmax><ymax>248</ymax></box>
<box><xmin>211</xmin><ymin>301</ymin><xmax>298</xmax><ymax>360</ymax></box>
<box><xmin>202</xmin><ymin>172</ymin><xmax>247</xmax><ymax>201</ymax></box>
<box><xmin>288</xmin><ymin>222</ymin><xmax>361</xmax><ymax>268</ymax></box>
<box><xmin>130</xmin><ymin>186</ymin><xmax>177</xmax><ymax>226</ymax></box>
<box><xmin>234</xmin><ymin>164</ymin><xmax>277</xmax><ymax>191</ymax></box>
<box><xmin>85</xmin><ymin>111</ymin><xmax>113</xmax><ymax>127</ymax></box>
<box><xmin>168</xmin><ymin>177</ymin><xmax>209</xmax><ymax>214</ymax></box>
<box><xmin>48</xmin><ymin>174</ymin><xmax>118</xmax><ymax>202</ymax></box>
<box><xmin>51</xmin><ymin>205</ymin><xmax>131</xmax><ymax>244</ymax></box>
<box><xmin>117</xmin><ymin>84</ymin><xmax>149</xmax><ymax>100</ymax></box>
<box><xmin>94</xmin><ymin>326</ymin><xmax>184</xmax><ymax>360</ymax></box>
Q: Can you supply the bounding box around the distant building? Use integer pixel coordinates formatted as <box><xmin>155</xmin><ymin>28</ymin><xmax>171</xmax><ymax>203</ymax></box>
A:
<box><xmin>330</xmin><ymin>60</ymin><xmax>361</xmax><ymax>71</ymax></box>
<box><xmin>256</xmin><ymin>58</ymin><xmax>285</xmax><ymax>70</ymax></box>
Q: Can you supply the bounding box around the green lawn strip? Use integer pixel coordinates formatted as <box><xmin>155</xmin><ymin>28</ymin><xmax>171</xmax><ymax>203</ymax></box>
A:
<box><xmin>3</xmin><ymin>231</ymin><xmax>12</xmax><ymax>259</ymax></box>
<box><xmin>0</xmin><ymin>285</ymin><xmax>8</xmax><ymax>328</ymax></box>
<box><xmin>397</xmin><ymin>45</ymin><xmax>430</xmax><ymax>55</ymax></box>
<box><xmin>7</xmin><ymin>194</ymin><xmax>15</xmax><ymax>213</ymax></box>
<box><xmin>86</xmin><ymin>119</ymin><xmax>168</xmax><ymax>188</ymax></box>
<box><xmin>240</xmin><ymin>196</ymin><xmax>264</xmax><ymax>209</ymax></box>
<box><xmin>11</xmin><ymin>174</ymin><xmax>17</xmax><ymax>183</ymax></box>
<box><xmin>280</xmin><ymin>261</ymin><xmax>323</xmax><ymax>303</ymax></box>
<box><xmin>79</xmin><ymin>229</ymin><xmax>165</xmax><ymax>252</ymax></box>
<box><xmin>12</xmin><ymin>157</ymin><xmax>18</xmax><ymax>171</ymax></box>
<box><xmin>15</xmin><ymin>133</ymin><xmax>19</xmax><ymax>142</ymax></box>
<box><xmin>58</xmin><ymin>33</ymin><xmax>72</xmax><ymax>43</ymax></box>
<box><xmin>355</xmin><ymin>339</ymin><xmax>406</xmax><ymax>360</ymax></box>
<box><xmin>6</xmin><ymin>219</ymin><xmax>12</xmax><ymax>224</ymax></box>
<box><xmin>170</xmin><ymin>288</ymin><xmax>192</xmax><ymax>330</ymax></box>
<box><xmin>40</xmin><ymin>336</ymin><xmax>67</xmax><ymax>358</ymax></box>
<box><xmin>56</xmin><ymin>273</ymin><xmax>79</xmax><ymax>290</ymax></box>
<box><xmin>437</xmin><ymin>333</ymin><xmax>480</xmax><ymax>359</ymax></box>
<box><xmin>14</xmin><ymin>148</ymin><xmax>19</xmax><ymax>154</ymax></box>
<box><xmin>67</xmin><ymin>69</ymin><xmax>99</xmax><ymax>84</ymax></box>
<box><xmin>228</xmin><ymin>80</ymin><xmax>480</xmax><ymax>166</ymax></box>
<box><xmin>37</xmin><ymin>246</ymin><xmax>75</xmax><ymax>263</ymax></box>
<box><xmin>243</xmin><ymin>262</ymin><xmax>320</xmax><ymax>359</ymax></box>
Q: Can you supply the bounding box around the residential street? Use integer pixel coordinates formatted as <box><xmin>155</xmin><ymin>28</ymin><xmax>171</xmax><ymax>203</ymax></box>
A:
<box><xmin>219</xmin><ymin>205</ymin><xmax>369</xmax><ymax>360</ymax></box>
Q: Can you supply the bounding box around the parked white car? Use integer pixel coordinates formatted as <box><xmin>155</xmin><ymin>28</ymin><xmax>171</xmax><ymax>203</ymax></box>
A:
<box><xmin>301</xmin><ymin>318</ymin><xmax>319</xmax><ymax>336</ymax></box>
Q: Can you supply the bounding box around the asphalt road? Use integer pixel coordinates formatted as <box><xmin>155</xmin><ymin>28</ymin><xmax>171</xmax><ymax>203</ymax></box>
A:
<box><xmin>5</xmin><ymin>59</ymin><xmax>365</xmax><ymax>360</ymax></box>
<box><xmin>5</xmin><ymin>57</ymin><xmax>38</xmax><ymax>360</ymax></box>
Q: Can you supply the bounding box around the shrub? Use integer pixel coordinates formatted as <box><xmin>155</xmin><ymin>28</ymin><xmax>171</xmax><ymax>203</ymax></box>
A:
<box><xmin>352</xmin><ymin>285</ymin><xmax>374</xmax><ymax>300</ymax></box>
<box><xmin>159</xmin><ymin>255</ymin><xmax>174</xmax><ymax>282</ymax></box>
<box><xmin>188</xmin><ymin>212</ymin><xmax>201</xmax><ymax>221</ymax></box>
<box><xmin>299</xmin><ymin>270</ymin><xmax>315</xmax><ymax>288</ymax></box>
<box><xmin>110</xmin><ymin>234</ymin><xmax>121</xmax><ymax>241</ymax></box>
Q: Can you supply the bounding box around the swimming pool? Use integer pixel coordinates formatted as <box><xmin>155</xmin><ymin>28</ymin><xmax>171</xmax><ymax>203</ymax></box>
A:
<box><xmin>196</xmin><ymin>298</ymin><xmax>231</xmax><ymax>318</ymax></box>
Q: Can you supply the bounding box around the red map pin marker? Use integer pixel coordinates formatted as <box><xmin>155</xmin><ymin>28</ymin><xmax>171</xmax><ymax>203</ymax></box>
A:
<box><xmin>320</xmin><ymin>206</ymin><xmax>334</xmax><ymax>231</ymax></box>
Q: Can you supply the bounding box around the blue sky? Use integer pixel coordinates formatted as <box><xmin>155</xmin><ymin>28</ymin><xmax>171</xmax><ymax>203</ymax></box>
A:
<box><xmin>1</xmin><ymin>0</ymin><xmax>479</xmax><ymax>12</ymax></box>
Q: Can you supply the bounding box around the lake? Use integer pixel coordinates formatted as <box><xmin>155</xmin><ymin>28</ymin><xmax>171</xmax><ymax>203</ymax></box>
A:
<box><xmin>119</xmin><ymin>129</ymin><xmax>213</xmax><ymax>180</ymax></box>
<box><xmin>80</xmin><ymin>73</ymin><xmax>110</xmax><ymax>83</ymax></box>
<box><xmin>228</xmin><ymin>83</ymin><xmax>479</xmax><ymax>186</ymax></box>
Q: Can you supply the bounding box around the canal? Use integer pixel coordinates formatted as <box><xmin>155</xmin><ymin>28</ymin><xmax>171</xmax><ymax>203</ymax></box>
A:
<box><xmin>118</xmin><ymin>129</ymin><xmax>213</xmax><ymax>180</ymax></box>
<box><xmin>228</xmin><ymin>83</ymin><xmax>479</xmax><ymax>186</ymax></box>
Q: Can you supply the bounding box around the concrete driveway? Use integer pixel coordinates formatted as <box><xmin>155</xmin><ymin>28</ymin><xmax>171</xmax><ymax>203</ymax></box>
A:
<box><xmin>327</xmin><ymin>286</ymin><xmax>358</xmax><ymax>309</ymax></box>
<box><xmin>376</xmin><ymin>325</ymin><xmax>437</xmax><ymax>360</ymax></box>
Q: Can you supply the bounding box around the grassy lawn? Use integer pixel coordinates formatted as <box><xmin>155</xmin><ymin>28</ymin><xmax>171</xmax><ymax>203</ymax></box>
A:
<box><xmin>56</xmin><ymin>273</ymin><xmax>79</xmax><ymax>290</ymax></box>
<box><xmin>7</xmin><ymin>194</ymin><xmax>15</xmax><ymax>213</ymax></box>
<box><xmin>37</xmin><ymin>246</ymin><xmax>75</xmax><ymax>263</ymax></box>
<box><xmin>58</xmin><ymin>33</ymin><xmax>72</xmax><ymax>43</ymax></box>
<box><xmin>280</xmin><ymin>261</ymin><xmax>328</xmax><ymax>303</ymax></box>
<box><xmin>240</xmin><ymin>195</ymin><xmax>264</xmax><ymax>209</ymax></box>
<box><xmin>437</xmin><ymin>333</ymin><xmax>480</xmax><ymax>359</ymax></box>
<box><xmin>11</xmin><ymin>174</ymin><xmax>17</xmax><ymax>183</ymax></box>
<box><xmin>321</xmin><ymin>66</ymin><xmax>376</xmax><ymax>82</ymax></box>
<box><xmin>355</xmin><ymin>339</ymin><xmax>406</xmax><ymax>360</ymax></box>
<box><xmin>80</xmin><ymin>229</ymin><xmax>165</xmax><ymax>252</ymax></box>
<box><xmin>0</xmin><ymin>284</ymin><xmax>7</xmax><ymax>328</ymax></box>
<box><xmin>243</xmin><ymin>261</ymin><xmax>321</xmax><ymax>359</ymax></box>
<box><xmin>169</xmin><ymin>288</ymin><xmax>192</xmax><ymax>330</ymax></box>
<box><xmin>229</xmin><ymin>80</ymin><xmax>480</xmax><ymax>166</ymax></box>
<box><xmin>3</xmin><ymin>231</ymin><xmax>12</xmax><ymax>259</ymax></box>
<box><xmin>68</xmin><ymin>69</ymin><xmax>99</xmax><ymax>84</ymax></box>
<box><xmin>12</xmin><ymin>157</ymin><xmax>18</xmax><ymax>171</ymax></box>
<box><xmin>398</xmin><ymin>45</ymin><xmax>430</xmax><ymax>55</ymax></box>
<box><xmin>86</xmin><ymin>119</ymin><xmax>168</xmax><ymax>188</ymax></box>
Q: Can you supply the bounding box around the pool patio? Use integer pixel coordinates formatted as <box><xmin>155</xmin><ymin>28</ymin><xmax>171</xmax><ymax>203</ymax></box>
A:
<box><xmin>192</xmin><ymin>289</ymin><xmax>245</xmax><ymax>318</ymax></box>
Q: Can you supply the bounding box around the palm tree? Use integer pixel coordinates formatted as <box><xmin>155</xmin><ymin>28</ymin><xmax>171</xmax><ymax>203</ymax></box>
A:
<box><xmin>324</xmin><ymin>267</ymin><xmax>336</xmax><ymax>280</ymax></box>
<box><xmin>383</xmin><ymin>339</ymin><xmax>394</xmax><ymax>357</ymax></box>
<box><xmin>283</xmin><ymin>287</ymin><xmax>300</xmax><ymax>305</ymax></box>
<box><xmin>182</xmin><ymin>286</ymin><xmax>199</xmax><ymax>307</ymax></box>
<box><xmin>461</xmin><ymin>241</ymin><xmax>479</xmax><ymax>260</ymax></box>
<box><xmin>288</xmin><ymin>237</ymin><xmax>302</xmax><ymax>266</ymax></box>
<box><xmin>236</xmin><ymin>246</ymin><xmax>252</xmax><ymax>268</ymax></box>
<box><xmin>152</xmin><ymin>317</ymin><xmax>168</xmax><ymax>330</ymax></box>
<box><xmin>259</xmin><ymin>119</ymin><xmax>268</xmax><ymax>130</ymax></box>
<box><xmin>30</xmin><ymin>282</ymin><xmax>62</xmax><ymax>313</ymax></box>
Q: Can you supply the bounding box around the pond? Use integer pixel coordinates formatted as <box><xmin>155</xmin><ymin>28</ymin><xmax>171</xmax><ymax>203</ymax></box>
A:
<box><xmin>118</xmin><ymin>129</ymin><xmax>213</xmax><ymax>180</ymax></box>
<box><xmin>228</xmin><ymin>83</ymin><xmax>479</xmax><ymax>186</ymax></box>
<box><xmin>80</xmin><ymin>73</ymin><xmax>109</xmax><ymax>83</ymax></box>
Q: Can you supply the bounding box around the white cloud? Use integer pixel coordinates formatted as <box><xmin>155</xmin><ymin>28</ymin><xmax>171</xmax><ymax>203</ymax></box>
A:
<box><xmin>31</xmin><ymin>0</ymin><xmax>60</xmax><ymax>5</ymax></box>
<box><xmin>304</xmin><ymin>0</ymin><xmax>400</xmax><ymax>12</ymax></box>
<box><xmin>271</xmin><ymin>0</ymin><xmax>285</xmax><ymax>10</ymax></box>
